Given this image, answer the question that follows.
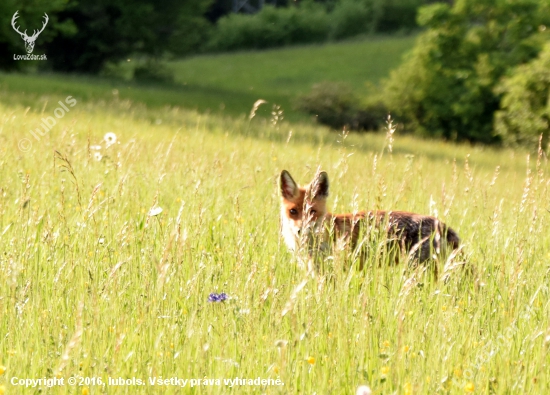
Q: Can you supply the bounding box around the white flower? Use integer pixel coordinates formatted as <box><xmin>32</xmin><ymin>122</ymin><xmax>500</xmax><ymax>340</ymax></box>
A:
<box><xmin>93</xmin><ymin>152</ymin><xmax>102</xmax><ymax>161</ymax></box>
<box><xmin>90</xmin><ymin>145</ymin><xmax>102</xmax><ymax>151</ymax></box>
<box><xmin>356</xmin><ymin>385</ymin><xmax>372</xmax><ymax>395</ymax></box>
<box><xmin>148</xmin><ymin>206</ymin><xmax>163</xmax><ymax>216</ymax></box>
<box><xmin>104</xmin><ymin>132</ymin><xmax>117</xmax><ymax>147</ymax></box>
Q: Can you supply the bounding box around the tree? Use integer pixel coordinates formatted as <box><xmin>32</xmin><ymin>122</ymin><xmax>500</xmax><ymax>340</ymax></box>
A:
<box><xmin>383</xmin><ymin>0</ymin><xmax>550</xmax><ymax>144</ymax></box>
<box><xmin>495</xmin><ymin>42</ymin><xmax>550</xmax><ymax>148</ymax></box>
<box><xmin>45</xmin><ymin>0</ymin><xmax>213</xmax><ymax>73</ymax></box>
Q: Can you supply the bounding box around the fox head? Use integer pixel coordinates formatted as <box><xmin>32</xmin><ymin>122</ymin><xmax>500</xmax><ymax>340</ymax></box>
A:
<box><xmin>279</xmin><ymin>170</ymin><xmax>329</xmax><ymax>251</ymax></box>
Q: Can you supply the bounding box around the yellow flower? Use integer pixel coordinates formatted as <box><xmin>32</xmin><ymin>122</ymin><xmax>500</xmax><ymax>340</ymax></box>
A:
<box><xmin>273</xmin><ymin>366</ymin><xmax>279</xmax><ymax>374</ymax></box>
<box><xmin>82</xmin><ymin>387</ymin><xmax>90</xmax><ymax>395</ymax></box>
<box><xmin>465</xmin><ymin>382</ymin><xmax>475</xmax><ymax>392</ymax></box>
<box><xmin>442</xmin><ymin>305</ymin><xmax>447</xmax><ymax>312</ymax></box>
<box><xmin>383</xmin><ymin>340</ymin><xmax>390</xmax><ymax>348</ymax></box>
<box><xmin>0</xmin><ymin>384</ymin><xmax>5</xmax><ymax>395</ymax></box>
<box><xmin>403</xmin><ymin>345</ymin><xmax>410</xmax><ymax>353</ymax></box>
<box><xmin>0</xmin><ymin>365</ymin><xmax>5</xmax><ymax>375</ymax></box>
<box><xmin>307</xmin><ymin>357</ymin><xmax>315</xmax><ymax>365</ymax></box>
<box><xmin>454</xmin><ymin>368</ymin><xmax>462</xmax><ymax>378</ymax></box>
<box><xmin>381</xmin><ymin>366</ymin><xmax>390</xmax><ymax>375</ymax></box>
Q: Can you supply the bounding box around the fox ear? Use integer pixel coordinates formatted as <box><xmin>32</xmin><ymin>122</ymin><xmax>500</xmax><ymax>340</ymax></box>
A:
<box><xmin>311</xmin><ymin>171</ymin><xmax>329</xmax><ymax>199</ymax></box>
<box><xmin>280</xmin><ymin>170</ymin><xmax>298</xmax><ymax>199</ymax></box>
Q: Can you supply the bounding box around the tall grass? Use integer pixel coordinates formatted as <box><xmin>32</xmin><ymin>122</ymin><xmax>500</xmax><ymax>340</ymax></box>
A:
<box><xmin>0</xmin><ymin>84</ymin><xmax>549</xmax><ymax>394</ymax></box>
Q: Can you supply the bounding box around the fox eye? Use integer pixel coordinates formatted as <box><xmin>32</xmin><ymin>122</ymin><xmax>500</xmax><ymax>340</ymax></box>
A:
<box><xmin>289</xmin><ymin>208</ymin><xmax>298</xmax><ymax>215</ymax></box>
<box><xmin>310</xmin><ymin>209</ymin><xmax>317</xmax><ymax>215</ymax></box>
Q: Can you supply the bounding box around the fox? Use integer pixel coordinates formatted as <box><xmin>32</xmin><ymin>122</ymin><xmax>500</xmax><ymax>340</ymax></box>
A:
<box><xmin>279</xmin><ymin>169</ymin><xmax>460</xmax><ymax>274</ymax></box>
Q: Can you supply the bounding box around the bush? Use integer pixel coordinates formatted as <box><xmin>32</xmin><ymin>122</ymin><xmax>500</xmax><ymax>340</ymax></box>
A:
<box><xmin>208</xmin><ymin>0</ymin><xmax>430</xmax><ymax>52</ymax></box>
<box><xmin>133</xmin><ymin>61</ymin><xmax>174</xmax><ymax>83</ymax></box>
<box><xmin>295</xmin><ymin>82</ymin><xmax>387</xmax><ymax>131</ymax></box>
<box><xmin>495</xmin><ymin>42</ymin><xmax>550</xmax><ymax>148</ymax></box>
<box><xmin>383</xmin><ymin>0</ymin><xmax>550</xmax><ymax>144</ymax></box>
<box><xmin>376</xmin><ymin>0</ymin><xmax>425</xmax><ymax>32</ymax></box>
<box><xmin>330</xmin><ymin>0</ymin><xmax>378</xmax><ymax>40</ymax></box>
<box><xmin>209</xmin><ymin>5</ymin><xmax>330</xmax><ymax>51</ymax></box>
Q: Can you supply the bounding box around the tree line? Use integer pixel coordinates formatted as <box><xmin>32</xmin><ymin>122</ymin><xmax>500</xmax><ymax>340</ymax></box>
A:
<box><xmin>1</xmin><ymin>0</ymin><xmax>430</xmax><ymax>72</ymax></box>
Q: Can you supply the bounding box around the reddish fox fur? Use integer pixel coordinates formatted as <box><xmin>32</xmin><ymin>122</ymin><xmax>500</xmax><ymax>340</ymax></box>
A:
<box><xmin>279</xmin><ymin>170</ymin><xmax>460</xmax><ymax>271</ymax></box>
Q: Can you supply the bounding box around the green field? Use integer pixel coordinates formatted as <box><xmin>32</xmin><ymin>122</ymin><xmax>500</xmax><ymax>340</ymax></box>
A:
<box><xmin>168</xmin><ymin>35</ymin><xmax>416</xmax><ymax>121</ymax></box>
<box><xmin>0</xmin><ymin>63</ymin><xmax>549</xmax><ymax>394</ymax></box>
<box><xmin>0</xmin><ymin>35</ymin><xmax>415</xmax><ymax>125</ymax></box>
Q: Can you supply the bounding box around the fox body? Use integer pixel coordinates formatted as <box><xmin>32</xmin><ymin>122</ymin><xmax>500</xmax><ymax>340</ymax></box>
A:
<box><xmin>279</xmin><ymin>170</ymin><xmax>460</xmax><ymax>269</ymax></box>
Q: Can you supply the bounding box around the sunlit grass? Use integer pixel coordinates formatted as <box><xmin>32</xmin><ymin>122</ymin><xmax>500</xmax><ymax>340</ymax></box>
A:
<box><xmin>0</xmin><ymin>83</ymin><xmax>549</xmax><ymax>394</ymax></box>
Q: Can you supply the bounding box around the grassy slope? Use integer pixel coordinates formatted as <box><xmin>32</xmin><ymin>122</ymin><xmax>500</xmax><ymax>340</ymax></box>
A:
<box><xmin>169</xmin><ymin>35</ymin><xmax>416</xmax><ymax>121</ymax></box>
<box><xmin>0</xmin><ymin>78</ymin><xmax>549</xmax><ymax>394</ymax></box>
<box><xmin>0</xmin><ymin>35</ymin><xmax>415</xmax><ymax>125</ymax></box>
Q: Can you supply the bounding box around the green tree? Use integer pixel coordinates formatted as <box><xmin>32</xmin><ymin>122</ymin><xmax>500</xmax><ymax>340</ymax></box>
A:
<box><xmin>383</xmin><ymin>0</ymin><xmax>550</xmax><ymax>144</ymax></box>
<box><xmin>45</xmin><ymin>0</ymin><xmax>212</xmax><ymax>73</ymax></box>
<box><xmin>495</xmin><ymin>42</ymin><xmax>550</xmax><ymax>148</ymax></box>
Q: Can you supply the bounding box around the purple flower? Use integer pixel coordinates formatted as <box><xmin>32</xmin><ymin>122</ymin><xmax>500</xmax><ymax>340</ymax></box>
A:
<box><xmin>208</xmin><ymin>292</ymin><xmax>228</xmax><ymax>302</ymax></box>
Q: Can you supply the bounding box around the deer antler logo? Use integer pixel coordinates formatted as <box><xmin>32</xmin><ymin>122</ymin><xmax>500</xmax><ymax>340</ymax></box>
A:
<box><xmin>11</xmin><ymin>11</ymin><xmax>49</xmax><ymax>54</ymax></box>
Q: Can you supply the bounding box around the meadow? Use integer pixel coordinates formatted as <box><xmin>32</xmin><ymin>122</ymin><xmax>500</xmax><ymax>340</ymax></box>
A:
<box><xmin>0</xmin><ymin>35</ymin><xmax>415</xmax><ymax>126</ymax></box>
<box><xmin>0</xmin><ymin>38</ymin><xmax>549</xmax><ymax>393</ymax></box>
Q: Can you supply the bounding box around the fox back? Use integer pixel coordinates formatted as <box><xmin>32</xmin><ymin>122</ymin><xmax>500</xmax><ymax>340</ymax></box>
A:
<box><xmin>279</xmin><ymin>170</ymin><xmax>460</xmax><ymax>267</ymax></box>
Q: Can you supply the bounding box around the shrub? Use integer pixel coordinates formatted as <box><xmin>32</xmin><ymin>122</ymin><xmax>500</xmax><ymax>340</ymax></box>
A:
<box><xmin>295</xmin><ymin>82</ymin><xmax>387</xmax><ymax>131</ymax></box>
<box><xmin>495</xmin><ymin>42</ymin><xmax>550</xmax><ymax>148</ymax></box>
<box><xmin>376</xmin><ymin>0</ymin><xmax>425</xmax><ymax>32</ymax></box>
<box><xmin>330</xmin><ymin>0</ymin><xmax>378</xmax><ymax>40</ymax></box>
<box><xmin>133</xmin><ymin>61</ymin><xmax>174</xmax><ymax>83</ymax></box>
<box><xmin>209</xmin><ymin>5</ymin><xmax>330</xmax><ymax>51</ymax></box>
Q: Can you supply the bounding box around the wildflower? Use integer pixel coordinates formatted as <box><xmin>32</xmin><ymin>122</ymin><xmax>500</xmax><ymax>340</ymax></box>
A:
<box><xmin>381</xmin><ymin>366</ymin><xmax>390</xmax><ymax>375</ymax></box>
<box><xmin>208</xmin><ymin>293</ymin><xmax>228</xmax><ymax>302</ymax></box>
<box><xmin>0</xmin><ymin>384</ymin><xmax>5</xmax><ymax>395</ymax></box>
<box><xmin>356</xmin><ymin>385</ymin><xmax>372</xmax><ymax>395</ymax></box>
<box><xmin>382</xmin><ymin>340</ymin><xmax>390</xmax><ymax>348</ymax></box>
<box><xmin>307</xmin><ymin>356</ymin><xmax>315</xmax><ymax>365</ymax></box>
<box><xmin>403</xmin><ymin>345</ymin><xmax>410</xmax><ymax>353</ymax></box>
<box><xmin>82</xmin><ymin>387</ymin><xmax>90</xmax><ymax>395</ymax></box>
<box><xmin>465</xmin><ymin>382</ymin><xmax>475</xmax><ymax>392</ymax></box>
<box><xmin>104</xmin><ymin>132</ymin><xmax>117</xmax><ymax>147</ymax></box>
<box><xmin>93</xmin><ymin>151</ymin><xmax>102</xmax><ymax>161</ymax></box>
<box><xmin>0</xmin><ymin>365</ymin><xmax>5</xmax><ymax>375</ymax></box>
<box><xmin>148</xmin><ymin>206</ymin><xmax>163</xmax><ymax>216</ymax></box>
<box><xmin>404</xmin><ymin>382</ymin><xmax>412</xmax><ymax>395</ymax></box>
<box><xmin>90</xmin><ymin>145</ymin><xmax>102</xmax><ymax>151</ymax></box>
